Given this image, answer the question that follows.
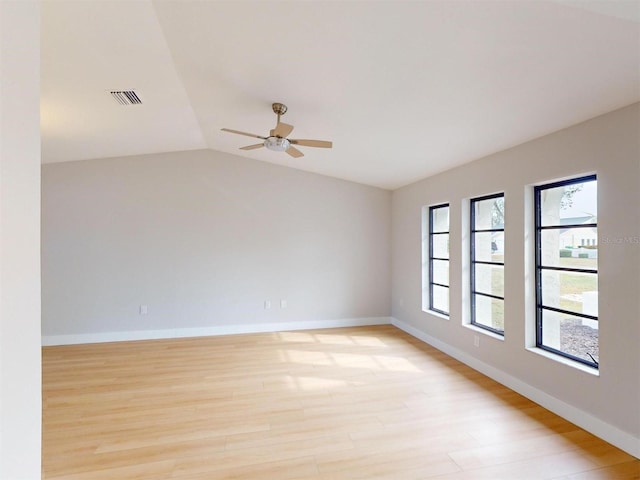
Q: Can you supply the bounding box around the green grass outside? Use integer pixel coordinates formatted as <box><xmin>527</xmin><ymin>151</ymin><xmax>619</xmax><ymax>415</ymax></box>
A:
<box><xmin>477</xmin><ymin>254</ymin><xmax>597</xmax><ymax>330</ymax></box>
<box><xmin>555</xmin><ymin>257</ymin><xmax>597</xmax><ymax>313</ymax></box>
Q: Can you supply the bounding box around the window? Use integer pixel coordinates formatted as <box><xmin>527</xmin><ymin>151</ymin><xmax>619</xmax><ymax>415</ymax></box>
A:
<box><xmin>428</xmin><ymin>204</ymin><xmax>450</xmax><ymax>316</ymax></box>
<box><xmin>470</xmin><ymin>194</ymin><xmax>505</xmax><ymax>335</ymax></box>
<box><xmin>534</xmin><ymin>175</ymin><xmax>598</xmax><ymax>368</ymax></box>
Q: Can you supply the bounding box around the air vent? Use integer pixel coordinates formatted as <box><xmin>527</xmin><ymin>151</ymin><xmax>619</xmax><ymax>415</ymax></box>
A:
<box><xmin>110</xmin><ymin>90</ymin><xmax>142</xmax><ymax>106</ymax></box>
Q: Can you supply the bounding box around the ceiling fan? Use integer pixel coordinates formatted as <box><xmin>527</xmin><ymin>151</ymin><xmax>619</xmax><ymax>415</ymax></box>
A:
<box><xmin>221</xmin><ymin>103</ymin><xmax>332</xmax><ymax>158</ymax></box>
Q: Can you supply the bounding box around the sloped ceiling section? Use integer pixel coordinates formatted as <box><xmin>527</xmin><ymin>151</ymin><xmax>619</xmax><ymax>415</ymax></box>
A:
<box><xmin>40</xmin><ymin>1</ymin><xmax>207</xmax><ymax>163</ymax></box>
<box><xmin>41</xmin><ymin>1</ymin><xmax>640</xmax><ymax>190</ymax></box>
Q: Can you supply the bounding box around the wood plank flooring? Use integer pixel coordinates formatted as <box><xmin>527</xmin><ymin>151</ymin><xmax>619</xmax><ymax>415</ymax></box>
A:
<box><xmin>42</xmin><ymin>325</ymin><xmax>640</xmax><ymax>479</ymax></box>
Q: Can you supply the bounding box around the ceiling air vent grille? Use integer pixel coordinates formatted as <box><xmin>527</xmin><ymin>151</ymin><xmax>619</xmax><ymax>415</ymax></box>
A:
<box><xmin>110</xmin><ymin>90</ymin><xmax>142</xmax><ymax>106</ymax></box>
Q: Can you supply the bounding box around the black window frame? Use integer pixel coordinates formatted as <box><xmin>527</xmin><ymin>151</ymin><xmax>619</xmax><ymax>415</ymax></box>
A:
<box><xmin>429</xmin><ymin>204</ymin><xmax>450</xmax><ymax>316</ymax></box>
<box><xmin>534</xmin><ymin>174</ymin><xmax>598</xmax><ymax>369</ymax></box>
<box><xmin>470</xmin><ymin>193</ymin><xmax>505</xmax><ymax>335</ymax></box>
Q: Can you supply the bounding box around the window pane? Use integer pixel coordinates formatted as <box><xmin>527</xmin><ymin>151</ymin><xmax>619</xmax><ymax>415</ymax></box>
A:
<box><xmin>474</xmin><ymin>232</ymin><xmax>504</xmax><ymax>262</ymax></box>
<box><xmin>541</xmin><ymin>309</ymin><xmax>598</xmax><ymax>365</ymax></box>
<box><xmin>540</xmin><ymin>270</ymin><xmax>597</xmax><ymax>316</ymax></box>
<box><xmin>432</xmin><ymin>233</ymin><xmax>449</xmax><ymax>259</ymax></box>
<box><xmin>540</xmin><ymin>179</ymin><xmax>597</xmax><ymax>227</ymax></box>
<box><xmin>474</xmin><ymin>295</ymin><xmax>504</xmax><ymax>331</ymax></box>
<box><xmin>540</xmin><ymin>229</ymin><xmax>598</xmax><ymax>270</ymax></box>
<box><xmin>432</xmin><ymin>259</ymin><xmax>449</xmax><ymax>286</ymax></box>
<box><xmin>432</xmin><ymin>285</ymin><xmax>449</xmax><ymax>313</ymax></box>
<box><xmin>431</xmin><ymin>206</ymin><xmax>449</xmax><ymax>233</ymax></box>
<box><xmin>473</xmin><ymin>196</ymin><xmax>504</xmax><ymax>230</ymax></box>
<box><xmin>474</xmin><ymin>264</ymin><xmax>504</xmax><ymax>297</ymax></box>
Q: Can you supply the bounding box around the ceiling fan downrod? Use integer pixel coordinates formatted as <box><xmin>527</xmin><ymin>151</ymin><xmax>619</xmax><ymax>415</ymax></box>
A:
<box><xmin>272</xmin><ymin>102</ymin><xmax>287</xmax><ymax>126</ymax></box>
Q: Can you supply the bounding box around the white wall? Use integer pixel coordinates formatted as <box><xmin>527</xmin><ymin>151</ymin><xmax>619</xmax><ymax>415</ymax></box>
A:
<box><xmin>391</xmin><ymin>103</ymin><xmax>640</xmax><ymax>456</ymax></box>
<box><xmin>42</xmin><ymin>149</ymin><xmax>391</xmax><ymax>342</ymax></box>
<box><xmin>0</xmin><ymin>1</ymin><xmax>42</xmax><ymax>478</ymax></box>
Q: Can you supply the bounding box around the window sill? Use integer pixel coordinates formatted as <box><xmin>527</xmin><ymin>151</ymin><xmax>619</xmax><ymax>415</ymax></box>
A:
<box><xmin>424</xmin><ymin>309</ymin><xmax>449</xmax><ymax>321</ymax></box>
<box><xmin>526</xmin><ymin>347</ymin><xmax>600</xmax><ymax>376</ymax></box>
<box><xmin>463</xmin><ymin>324</ymin><xmax>505</xmax><ymax>341</ymax></box>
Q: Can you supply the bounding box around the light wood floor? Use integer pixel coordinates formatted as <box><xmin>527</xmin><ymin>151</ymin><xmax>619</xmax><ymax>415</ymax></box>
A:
<box><xmin>42</xmin><ymin>325</ymin><xmax>639</xmax><ymax>479</ymax></box>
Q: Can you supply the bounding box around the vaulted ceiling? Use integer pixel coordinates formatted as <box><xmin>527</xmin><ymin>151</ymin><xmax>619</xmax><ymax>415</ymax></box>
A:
<box><xmin>41</xmin><ymin>1</ymin><xmax>640</xmax><ymax>189</ymax></box>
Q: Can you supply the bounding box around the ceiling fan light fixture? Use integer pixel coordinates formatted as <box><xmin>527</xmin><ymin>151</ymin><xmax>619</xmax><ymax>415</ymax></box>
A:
<box><xmin>264</xmin><ymin>136</ymin><xmax>290</xmax><ymax>152</ymax></box>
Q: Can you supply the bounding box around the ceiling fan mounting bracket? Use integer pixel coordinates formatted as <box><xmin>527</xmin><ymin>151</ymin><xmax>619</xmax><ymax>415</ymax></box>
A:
<box><xmin>272</xmin><ymin>102</ymin><xmax>288</xmax><ymax>116</ymax></box>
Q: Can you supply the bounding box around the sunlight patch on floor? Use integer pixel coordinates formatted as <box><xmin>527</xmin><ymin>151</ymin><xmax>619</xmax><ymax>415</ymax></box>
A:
<box><xmin>290</xmin><ymin>376</ymin><xmax>350</xmax><ymax>391</ymax></box>
<box><xmin>276</xmin><ymin>331</ymin><xmax>388</xmax><ymax>348</ymax></box>
<box><xmin>281</xmin><ymin>349</ymin><xmax>422</xmax><ymax>373</ymax></box>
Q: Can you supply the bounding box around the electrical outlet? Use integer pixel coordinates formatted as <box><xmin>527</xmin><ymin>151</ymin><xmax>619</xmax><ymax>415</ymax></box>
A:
<box><xmin>280</xmin><ymin>299</ymin><xmax>287</xmax><ymax>309</ymax></box>
<box><xmin>474</xmin><ymin>335</ymin><xmax>480</xmax><ymax>347</ymax></box>
<box><xmin>139</xmin><ymin>305</ymin><xmax>148</xmax><ymax>315</ymax></box>
<box><xmin>264</xmin><ymin>300</ymin><xmax>271</xmax><ymax>310</ymax></box>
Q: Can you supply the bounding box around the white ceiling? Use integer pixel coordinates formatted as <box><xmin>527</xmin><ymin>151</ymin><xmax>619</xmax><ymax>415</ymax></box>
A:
<box><xmin>41</xmin><ymin>1</ymin><xmax>640</xmax><ymax>190</ymax></box>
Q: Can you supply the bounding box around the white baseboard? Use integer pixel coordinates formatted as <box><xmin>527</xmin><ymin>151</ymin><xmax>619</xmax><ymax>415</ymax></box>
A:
<box><xmin>41</xmin><ymin>316</ymin><xmax>392</xmax><ymax>346</ymax></box>
<box><xmin>391</xmin><ymin>317</ymin><xmax>640</xmax><ymax>460</ymax></box>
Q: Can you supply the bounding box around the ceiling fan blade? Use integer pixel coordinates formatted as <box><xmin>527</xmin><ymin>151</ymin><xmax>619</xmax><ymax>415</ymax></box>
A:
<box><xmin>240</xmin><ymin>144</ymin><xmax>264</xmax><ymax>151</ymax></box>
<box><xmin>270</xmin><ymin>122</ymin><xmax>294</xmax><ymax>138</ymax></box>
<box><xmin>221</xmin><ymin>128</ymin><xmax>266</xmax><ymax>140</ymax></box>
<box><xmin>286</xmin><ymin>146</ymin><xmax>304</xmax><ymax>158</ymax></box>
<box><xmin>290</xmin><ymin>139</ymin><xmax>332</xmax><ymax>148</ymax></box>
